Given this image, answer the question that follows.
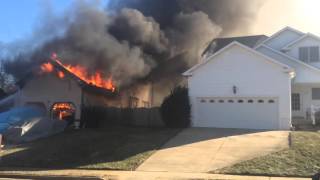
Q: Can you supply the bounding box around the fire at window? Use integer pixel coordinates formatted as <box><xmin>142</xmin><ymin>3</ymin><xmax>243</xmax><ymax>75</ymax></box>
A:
<box><xmin>51</xmin><ymin>103</ymin><xmax>75</xmax><ymax>121</ymax></box>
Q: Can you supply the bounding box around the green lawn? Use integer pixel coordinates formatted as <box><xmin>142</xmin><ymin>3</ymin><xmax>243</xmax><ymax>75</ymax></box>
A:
<box><xmin>0</xmin><ymin>127</ymin><xmax>180</xmax><ymax>170</ymax></box>
<box><xmin>213</xmin><ymin>131</ymin><xmax>320</xmax><ymax>177</ymax></box>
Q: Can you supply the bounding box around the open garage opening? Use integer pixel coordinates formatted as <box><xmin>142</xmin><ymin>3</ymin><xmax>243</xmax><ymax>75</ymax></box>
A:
<box><xmin>51</xmin><ymin>102</ymin><xmax>76</xmax><ymax>125</ymax></box>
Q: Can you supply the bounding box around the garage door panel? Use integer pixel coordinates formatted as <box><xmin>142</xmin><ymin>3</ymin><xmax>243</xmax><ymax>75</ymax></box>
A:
<box><xmin>195</xmin><ymin>97</ymin><xmax>278</xmax><ymax>129</ymax></box>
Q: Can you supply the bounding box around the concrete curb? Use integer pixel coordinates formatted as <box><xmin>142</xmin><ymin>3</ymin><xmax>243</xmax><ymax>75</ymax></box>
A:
<box><xmin>0</xmin><ymin>169</ymin><xmax>310</xmax><ymax>180</ymax></box>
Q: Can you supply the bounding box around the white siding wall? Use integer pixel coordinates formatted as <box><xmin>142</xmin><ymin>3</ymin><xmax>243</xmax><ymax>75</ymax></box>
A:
<box><xmin>286</xmin><ymin>36</ymin><xmax>320</xmax><ymax>68</ymax></box>
<box><xmin>16</xmin><ymin>74</ymin><xmax>82</xmax><ymax>119</ymax></box>
<box><xmin>257</xmin><ymin>46</ymin><xmax>320</xmax><ymax>83</ymax></box>
<box><xmin>188</xmin><ymin>45</ymin><xmax>292</xmax><ymax>129</ymax></box>
<box><xmin>265</xmin><ymin>30</ymin><xmax>303</xmax><ymax>50</ymax></box>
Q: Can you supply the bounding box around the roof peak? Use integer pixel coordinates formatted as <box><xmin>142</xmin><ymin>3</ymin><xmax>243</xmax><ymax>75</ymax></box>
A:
<box><xmin>215</xmin><ymin>34</ymin><xmax>268</xmax><ymax>40</ymax></box>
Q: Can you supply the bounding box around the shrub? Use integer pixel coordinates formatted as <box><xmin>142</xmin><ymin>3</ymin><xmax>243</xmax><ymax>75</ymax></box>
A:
<box><xmin>160</xmin><ymin>86</ymin><xmax>191</xmax><ymax>128</ymax></box>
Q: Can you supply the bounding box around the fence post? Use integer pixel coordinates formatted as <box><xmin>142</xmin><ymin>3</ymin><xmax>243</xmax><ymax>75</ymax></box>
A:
<box><xmin>0</xmin><ymin>134</ymin><xmax>2</xmax><ymax>151</ymax></box>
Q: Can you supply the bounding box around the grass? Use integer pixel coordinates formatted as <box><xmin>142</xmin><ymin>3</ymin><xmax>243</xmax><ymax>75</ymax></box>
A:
<box><xmin>0</xmin><ymin>127</ymin><xmax>180</xmax><ymax>170</ymax></box>
<box><xmin>213</xmin><ymin>131</ymin><xmax>320</xmax><ymax>177</ymax></box>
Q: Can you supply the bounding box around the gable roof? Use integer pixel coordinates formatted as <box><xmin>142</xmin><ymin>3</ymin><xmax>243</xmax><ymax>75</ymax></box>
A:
<box><xmin>53</xmin><ymin>61</ymin><xmax>116</xmax><ymax>96</ymax></box>
<box><xmin>183</xmin><ymin>41</ymin><xmax>293</xmax><ymax>76</ymax></box>
<box><xmin>202</xmin><ymin>35</ymin><xmax>268</xmax><ymax>56</ymax></box>
<box><xmin>281</xmin><ymin>33</ymin><xmax>320</xmax><ymax>50</ymax></box>
<box><xmin>256</xmin><ymin>44</ymin><xmax>320</xmax><ymax>74</ymax></box>
<box><xmin>256</xmin><ymin>26</ymin><xmax>305</xmax><ymax>48</ymax></box>
<box><xmin>17</xmin><ymin>60</ymin><xmax>116</xmax><ymax>97</ymax></box>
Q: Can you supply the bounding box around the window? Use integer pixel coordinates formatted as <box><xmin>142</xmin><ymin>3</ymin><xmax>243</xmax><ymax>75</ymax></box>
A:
<box><xmin>142</xmin><ymin>101</ymin><xmax>150</xmax><ymax>108</ymax></box>
<box><xmin>228</xmin><ymin>100</ymin><xmax>234</xmax><ymax>103</ymax></box>
<box><xmin>248</xmin><ymin>100</ymin><xmax>254</xmax><ymax>103</ymax></box>
<box><xmin>210</xmin><ymin>99</ymin><xmax>215</xmax><ymax>103</ymax></box>
<box><xmin>299</xmin><ymin>47</ymin><xmax>308</xmax><ymax>62</ymax></box>
<box><xmin>292</xmin><ymin>93</ymin><xmax>300</xmax><ymax>111</ymax></box>
<box><xmin>312</xmin><ymin>88</ymin><xmax>320</xmax><ymax>100</ymax></box>
<box><xmin>258</xmin><ymin>100</ymin><xmax>264</xmax><ymax>103</ymax></box>
<box><xmin>219</xmin><ymin>100</ymin><xmax>224</xmax><ymax>103</ymax></box>
<box><xmin>299</xmin><ymin>46</ymin><xmax>319</xmax><ymax>62</ymax></box>
<box><xmin>129</xmin><ymin>97</ymin><xmax>139</xmax><ymax>108</ymax></box>
<box><xmin>51</xmin><ymin>102</ymin><xmax>76</xmax><ymax>121</ymax></box>
<box><xmin>310</xmin><ymin>46</ymin><xmax>320</xmax><ymax>62</ymax></box>
<box><xmin>268</xmin><ymin>100</ymin><xmax>275</xmax><ymax>103</ymax></box>
<box><xmin>200</xmin><ymin>99</ymin><xmax>206</xmax><ymax>103</ymax></box>
<box><xmin>238</xmin><ymin>100</ymin><xmax>244</xmax><ymax>103</ymax></box>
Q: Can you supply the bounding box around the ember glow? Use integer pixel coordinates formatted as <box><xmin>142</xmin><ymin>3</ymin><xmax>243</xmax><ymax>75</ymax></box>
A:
<box><xmin>40</xmin><ymin>63</ymin><xmax>54</xmax><ymax>73</ymax></box>
<box><xmin>52</xmin><ymin>103</ymin><xmax>75</xmax><ymax>120</ymax></box>
<box><xmin>58</xmin><ymin>71</ymin><xmax>65</xmax><ymax>79</ymax></box>
<box><xmin>40</xmin><ymin>54</ymin><xmax>116</xmax><ymax>92</ymax></box>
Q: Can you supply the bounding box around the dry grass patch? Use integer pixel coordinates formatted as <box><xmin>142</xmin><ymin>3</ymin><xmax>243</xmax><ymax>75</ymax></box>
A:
<box><xmin>213</xmin><ymin>131</ymin><xmax>320</xmax><ymax>177</ymax></box>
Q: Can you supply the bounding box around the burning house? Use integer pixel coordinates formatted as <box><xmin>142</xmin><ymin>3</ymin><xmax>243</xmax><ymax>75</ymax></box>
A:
<box><xmin>1</xmin><ymin>53</ymin><xmax>152</xmax><ymax>126</ymax></box>
<box><xmin>0</xmin><ymin>0</ymin><xmax>266</xmax><ymax>129</ymax></box>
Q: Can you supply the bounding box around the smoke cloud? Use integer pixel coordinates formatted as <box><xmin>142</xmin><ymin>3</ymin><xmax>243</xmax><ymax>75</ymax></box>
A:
<box><xmin>3</xmin><ymin>0</ymin><xmax>265</xmax><ymax>99</ymax></box>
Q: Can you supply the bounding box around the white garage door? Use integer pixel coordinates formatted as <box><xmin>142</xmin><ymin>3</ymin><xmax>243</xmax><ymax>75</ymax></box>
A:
<box><xmin>196</xmin><ymin>97</ymin><xmax>278</xmax><ymax>129</ymax></box>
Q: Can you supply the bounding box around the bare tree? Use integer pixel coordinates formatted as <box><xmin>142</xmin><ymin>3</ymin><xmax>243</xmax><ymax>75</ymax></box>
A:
<box><xmin>0</xmin><ymin>43</ymin><xmax>14</xmax><ymax>92</ymax></box>
<box><xmin>0</xmin><ymin>61</ymin><xmax>8</xmax><ymax>89</ymax></box>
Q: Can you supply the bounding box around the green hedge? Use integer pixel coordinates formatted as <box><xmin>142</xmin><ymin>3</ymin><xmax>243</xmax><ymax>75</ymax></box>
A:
<box><xmin>160</xmin><ymin>86</ymin><xmax>191</xmax><ymax>128</ymax></box>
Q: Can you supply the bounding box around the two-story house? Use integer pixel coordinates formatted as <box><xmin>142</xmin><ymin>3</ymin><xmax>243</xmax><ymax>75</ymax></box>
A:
<box><xmin>183</xmin><ymin>27</ymin><xmax>320</xmax><ymax>130</ymax></box>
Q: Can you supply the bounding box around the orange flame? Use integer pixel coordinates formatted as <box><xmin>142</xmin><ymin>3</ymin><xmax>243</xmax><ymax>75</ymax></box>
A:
<box><xmin>58</xmin><ymin>71</ymin><xmax>65</xmax><ymax>79</ymax></box>
<box><xmin>52</xmin><ymin>103</ymin><xmax>75</xmax><ymax>120</ymax></box>
<box><xmin>53</xmin><ymin>103</ymin><xmax>74</xmax><ymax>110</ymax></box>
<box><xmin>54</xmin><ymin>59</ymin><xmax>116</xmax><ymax>92</ymax></box>
<box><xmin>40</xmin><ymin>63</ymin><xmax>54</xmax><ymax>73</ymax></box>
<box><xmin>39</xmin><ymin>53</ymin><xmax>116</xmax><ymax>92</ymax></box>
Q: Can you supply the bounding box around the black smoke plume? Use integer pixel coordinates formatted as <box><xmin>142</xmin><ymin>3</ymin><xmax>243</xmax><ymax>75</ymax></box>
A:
<box><xmin>2</xmin><ymin>0</ymin><xmax>264</xmax><ymax>103</ymax></box>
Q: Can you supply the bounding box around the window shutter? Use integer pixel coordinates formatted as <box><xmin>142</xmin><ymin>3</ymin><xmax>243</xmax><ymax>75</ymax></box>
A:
<box><xmin>310</xmin><ymin>46</ymin><xmax>319</xmax><ymax>62</ymax></box>
<box><xmin>312</xmin><ymin>88</ymin><xmax>320</xmax><ymax>100</ymax></box>
<box><xmin>299</xmin><ymin>47</ymin><xmax>309</xmax><ymax>62</ymax></box>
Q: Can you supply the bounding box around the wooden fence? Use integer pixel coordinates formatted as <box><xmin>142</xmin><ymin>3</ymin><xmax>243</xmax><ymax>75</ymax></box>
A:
<box><xmin>81</xmin><ymin>107</ymin><xmax>164</xmax><ymax>128</ymax></box>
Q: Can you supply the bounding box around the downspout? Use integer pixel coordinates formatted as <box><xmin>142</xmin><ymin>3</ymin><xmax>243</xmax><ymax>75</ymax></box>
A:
<box><xmin>75</xmin><ymin>88</ymin><xmax>84</xmax><ymax>129</ymax></box>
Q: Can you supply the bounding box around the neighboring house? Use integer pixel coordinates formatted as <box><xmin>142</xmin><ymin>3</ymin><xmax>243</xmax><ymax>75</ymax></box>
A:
<box><xmin>183</xmin><ymin>27</ymin><xmax>320</xmax><ymax>130</ymax></box>
<box><xmin>0</xmin><ymin>60</ymin><xmax>152</xmax><ymax>126</ymax></box>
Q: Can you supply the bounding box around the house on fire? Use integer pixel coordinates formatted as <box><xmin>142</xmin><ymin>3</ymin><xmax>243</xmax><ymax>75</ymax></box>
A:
<box><xmin>0</xmin><ymin>56</ymin><xmax>152</xmax><ymax>125</ymax></box>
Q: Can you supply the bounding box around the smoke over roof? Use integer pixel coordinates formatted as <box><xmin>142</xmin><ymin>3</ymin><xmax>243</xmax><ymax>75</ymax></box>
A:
<box><xmin>2</xmin><ymin>0</ymin><xmax>264</xmax><ymax>90</ymax></box>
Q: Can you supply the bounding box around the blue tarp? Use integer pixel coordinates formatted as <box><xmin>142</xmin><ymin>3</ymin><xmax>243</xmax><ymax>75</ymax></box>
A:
<box><xmin>0</xmin><ymin>106</ymin><xmax>45</xmax><ymax>133</ymax></box>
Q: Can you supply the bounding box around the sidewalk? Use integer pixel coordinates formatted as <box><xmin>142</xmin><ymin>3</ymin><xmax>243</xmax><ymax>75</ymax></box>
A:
<box><xmin>0</xmin><ymin>169</ymin><xmax>310</xmax><ymax>180</ymax></box>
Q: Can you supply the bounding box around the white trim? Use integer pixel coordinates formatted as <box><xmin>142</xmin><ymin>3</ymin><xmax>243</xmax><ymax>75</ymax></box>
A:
<box><xmin>255</xmin><ymin>44</ymin><xmax>320</xmax><ymax>74</ymax></box>
<box><xmin>195</xmin><ymin>96</ymin><xmax>279</xmax><ymax>99</ymax></box>
<box><xmin>281</xmin><ymin>33</ymin><xmax>320</xmax><ymax>50</ymax></box>
<box><xmin>183</xmin><ymin>41</ymin><xmax>293</xmax><ymax>76</ymax></box>
<box><xmin>255</xmin><ymin>26</ymin><xmax>305</xmax><ymax>49</ymax></box>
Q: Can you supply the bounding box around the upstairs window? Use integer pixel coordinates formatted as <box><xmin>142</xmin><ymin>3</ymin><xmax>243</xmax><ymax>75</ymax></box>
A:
<box><xmin>299</xmin><ymin>47</ymin><xmax>308</xmax><ymax>62</ymax></box>
<box><xmin>299</xmin><ymin>46</ymin><xmax>319</xmax><ymax>63</ymax></box>
<box><xmin>310</xmin><ymin>46</ymin><xmax>320</xmax><ymax>62</ymax></box>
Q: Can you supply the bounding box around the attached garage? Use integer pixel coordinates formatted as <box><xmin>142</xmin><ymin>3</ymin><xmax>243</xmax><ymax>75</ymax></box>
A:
<box><xmin>183</xmin><ymin>42</ymin><xmax>294</xmax><ymax>130</ymax></box>
<box><xmin>196</xmin><ymin>97</ymin><xmax>278</xmax><ymax>129</ymax></box>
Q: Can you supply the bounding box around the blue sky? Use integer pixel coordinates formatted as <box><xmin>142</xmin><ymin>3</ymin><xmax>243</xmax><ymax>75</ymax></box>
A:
<box><xmin>2</xmin><ymin>0</ymin><xmax>320</xmax><ymax>44</ymax></box>
<box><xmin>0</xmin><ymin>0</ymin><xmax>108</xmax><ymax>43</ymax></box>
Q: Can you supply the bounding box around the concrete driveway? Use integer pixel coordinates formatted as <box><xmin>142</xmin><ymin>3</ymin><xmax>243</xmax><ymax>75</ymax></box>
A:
<box><xmin>137</xmin><ymin>128</ymin><xmax>289</xmax><ymax>173</ymax></box>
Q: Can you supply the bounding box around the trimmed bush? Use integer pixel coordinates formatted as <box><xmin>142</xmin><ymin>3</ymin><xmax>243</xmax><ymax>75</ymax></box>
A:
<box><xmin>160</xmin><ymin>86</ymin><xmax>191</xmax><ymax>128</ymax></box>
